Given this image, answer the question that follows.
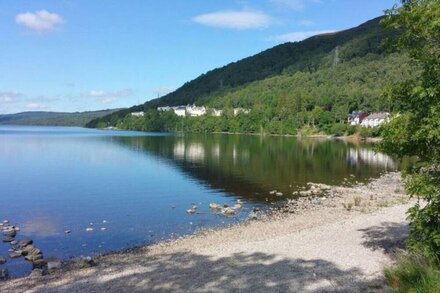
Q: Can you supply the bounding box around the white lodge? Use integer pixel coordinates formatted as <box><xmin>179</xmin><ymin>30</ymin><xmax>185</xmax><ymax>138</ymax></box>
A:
<box><xmin>157</xmin><ymin>105</ymin><xmax>250</xmax><ymax>117</ymax></box>
<box><xmin>360</xmin><ymin>112</ymin><xmax>391</xmax><ymax>128</ymax></box>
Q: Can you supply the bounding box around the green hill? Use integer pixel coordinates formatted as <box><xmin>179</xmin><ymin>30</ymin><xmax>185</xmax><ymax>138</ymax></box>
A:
<box><xmin>86</xmin><ymin>16</ymin><xmax>415</xmax><ymax>135</ymax></box>
<box><xmin>0</xmin><ymin>109</ymin><xmax>122</xmax><ymax>127</ymax></box>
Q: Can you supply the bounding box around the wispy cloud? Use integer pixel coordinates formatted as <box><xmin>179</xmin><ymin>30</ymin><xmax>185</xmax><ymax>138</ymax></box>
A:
<box><xmin>270</xmin><ymin>0</ymin><xmax>322</xmax><ymax>11</ymax></box>
<box><xmin>272</xmin><ymin>30</ymin><xmax>336</xmax><ymax>42</ymax></box>
<box><xmin>83</xmin><ymin>89</ymin><xmax>134</xmax><ymax>104</ymax></box>
<box><xmin>16</xmin><ymin>10</ymin><xmax>64</xmax><ymax>33</ymax></box>
<box><xmin>193</xmin><ymin>10</ymin><xmax>272</xmax><ymax>29</ymax></box>
<box><xmin>0</xmin><ymin>91</ymin><xmax>22</xmax><ymax>103</ymax></box>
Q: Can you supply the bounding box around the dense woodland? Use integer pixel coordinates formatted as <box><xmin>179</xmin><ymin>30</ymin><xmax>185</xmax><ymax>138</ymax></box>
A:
<box><xmin>0</xmin><ymin>109</ymin><xmax>120</xmax><ymax>127</ymax></box>
<box><xmin>87</xmin><ymin>16</ymin><xmax>416</xmax><ymax>136</ymax></box>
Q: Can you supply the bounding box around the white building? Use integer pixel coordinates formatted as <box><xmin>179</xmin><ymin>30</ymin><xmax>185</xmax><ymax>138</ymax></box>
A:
<box><xmin>131</xmin><ymin>112</ymin><xmax>144</xmax><ymax>117</ymax></box>
<box><xmin>233</xmin><ymin>108</ymin><xmax>251</xmax><ymax>116</ymax></box>
<box><xmin>211</xmin><ymin>109</ymin><xmax>223</xmax><ymax>117</ymax></box>
<box><xmin>156</xmin><ymin>105</ymin><xmax>250</xmax><ymax>117</ymax></box>
<box><xmin>361</xmin><ymin>112</ymin><xmax>390</xmax><ymax>128</ymax></box>
<box><xmin>173</xmin><ymin>106</ymin><xmax>187</xmax><ymax>117</ymax></box>
<box><xmin>186</xmin><ymin>105</ymin><xmax>207</xmax><ymax>117</ymax></box>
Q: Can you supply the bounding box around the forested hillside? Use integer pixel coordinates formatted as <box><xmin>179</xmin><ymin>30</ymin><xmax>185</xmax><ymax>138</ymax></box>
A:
<box><xmin>0</xmin><ymin>109</ymin><xmax>121</xmax><ymax>127</ymax></box>
<box><xmin>87</xmin><ymin>16</ymin><xmax>416</xmax><ymax>135</ymax></box>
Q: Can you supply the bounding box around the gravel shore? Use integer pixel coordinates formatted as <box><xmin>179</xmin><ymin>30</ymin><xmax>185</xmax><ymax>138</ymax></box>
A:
<box><xmin>0</xmin><ymin>172</ymin><xmax>412</xmax><ymax>293</ymax></box>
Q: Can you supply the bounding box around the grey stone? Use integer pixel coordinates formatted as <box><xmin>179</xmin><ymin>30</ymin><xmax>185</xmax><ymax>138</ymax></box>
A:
<box><xmin>18</xmin><ymin>239</ymin><xmax>33</xmax><ymax>247</ymax></box>
<box><xmin>47</xmin><ymin>257</ymin><xmax>62</xmax><ymax>270</ymax></box>
<box><xmin>2</xmin><ymin>236</ymin><xmax>15</xmax><ymax>243</ymax></box>
<box><xmin>8</xmin><ymin>251</ymin><xmax>22</xmax><ymax>259</ymax></box>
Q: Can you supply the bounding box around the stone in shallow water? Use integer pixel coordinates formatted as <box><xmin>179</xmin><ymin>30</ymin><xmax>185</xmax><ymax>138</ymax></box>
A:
<box><xmin>209</xmin><ymin>203</ymin><xmax>222</xmax><ymax>210</ymax></box>
<box><xmin>18</xmin><ymin>239</ymin><xmax>33</xmax><ymax>247</ymax></box>
<box><xmin>3</xmin><ymin>227</ymin><xmax>16</xmax><ymax>237</ymax></box>
<box><xmin>78</xmin><ymin>256</ymin><xmax>96</xmax><ymax>268</ymax></box>
<box><xmin>0</xmin><ymin>256</ymin><xmax>6</xmax><ymax>265</ymax></box>
<box><xmin>222</xmin><ymin>207</ymin><xmax>236</xmax><ymax>215</ymax></box>
<box><xmin>32</xmin><ymin>259</ymin><xmax>47</xmax><ymax>269</ymax></box>
<box><xmin>2</xmin><ymin>236</ymin><xmax>15</xmax><ymax>243</ymax></box>
<box><xmin>47</xmin><ymin>257</ymin><xmax>62</xmax><ymax>270</ymax></box>
<box><xmin>30</xmin><ymin>268</ymin><xmax>44</xmax><ymax>278</ymax></box>
<box><xmin>8</xmin><ymin>250</ymin><xmax>22</xmax><ymax>259</ymax></box>
<box><xmin>22</xmin><ymin>246</ymin><xmax>41</xmax><ymax>256</ymax></box>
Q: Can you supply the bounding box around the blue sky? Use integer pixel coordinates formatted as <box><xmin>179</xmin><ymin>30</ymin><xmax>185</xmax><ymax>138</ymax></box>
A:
<box><xmin>0</xmin><ymin>0</ymin><xmax>398</xmax><ymax>114</ymax></box>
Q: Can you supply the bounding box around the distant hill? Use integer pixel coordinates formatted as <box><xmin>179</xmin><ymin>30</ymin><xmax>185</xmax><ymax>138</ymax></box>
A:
<box><xmin>0</xmin><ymin>109</ymin><xmax>122</xmax><ymax>127</ymax></box>
<box><xmin>86</xmin><ymin>16</ymin><xmax>415</xmax><ymax>135</ymax></box>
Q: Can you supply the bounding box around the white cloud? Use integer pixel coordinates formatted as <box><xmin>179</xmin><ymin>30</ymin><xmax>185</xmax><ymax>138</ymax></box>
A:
<box><xmin>16</xmin><ymin>10</ymin><xmax>64</xmax><ymax>33</ymax></box>
<box><xmin>272</xmin><ymin>30</ymin><xmax>336</xmax><ymax>42</ymax></box>
<box><xmin>193</xmin><ymin>10</ymin><xmax>271</xmax><ymax>29</ymax></box>
<box><xmin>270</xmin><ymin>0</ymin><xmax>322</xmax><ymax>11</ymax></box>
<box><xmin>0</xmin><ymin>91</ymin><xmax>22</xmax><ymax>103</ymax></box>
<box><xmin>83</xmin><ymin>89</ymin><xmax>134</xmax><ymax>104</ymax></box>
<box><xmin>84</xmin><ymin>89</ymin><xmax>134</xmax><ymax>98</ymax></box>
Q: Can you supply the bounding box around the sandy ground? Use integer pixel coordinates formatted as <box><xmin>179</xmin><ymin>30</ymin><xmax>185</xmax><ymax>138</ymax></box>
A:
<box><xmin>1</xmin><ymin>172</ymin><xmax>412</xmax><ymax>293</ymax></box>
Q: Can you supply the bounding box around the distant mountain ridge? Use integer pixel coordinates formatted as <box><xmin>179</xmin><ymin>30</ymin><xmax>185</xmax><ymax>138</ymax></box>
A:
<box><xmin>0</xmin><ymin>109</ymin><xmax>122</xmax><ymax>127</ymax></box>
<box><xmin>87</xmin><ymin>15</ymin><xmax>416</xmax><ymax>137</ymax></box>
<box><xmin>86</xmin><ymin>16</ymin><xmax>398</xmax><ymax>128</ymax></box>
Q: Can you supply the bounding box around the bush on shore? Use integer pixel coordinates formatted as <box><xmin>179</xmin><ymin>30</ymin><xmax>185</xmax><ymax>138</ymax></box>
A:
<box><xmin>385</xmin><ymin>253</ymin><xmax>440</xmax><ymax>293</ymax></box>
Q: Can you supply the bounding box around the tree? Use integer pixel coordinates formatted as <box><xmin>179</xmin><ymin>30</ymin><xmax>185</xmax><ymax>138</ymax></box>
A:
<box><xmin>379</xmin><ymin>0</ymin><xmax>440</xmax><ymax>260</ymax></box>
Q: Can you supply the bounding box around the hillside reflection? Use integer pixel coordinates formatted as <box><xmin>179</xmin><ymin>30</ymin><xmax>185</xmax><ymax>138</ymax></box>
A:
<box><xmin>111</xmin><ymin>134</ymin><xmax>402</xmax><ymax>201</ymax></box>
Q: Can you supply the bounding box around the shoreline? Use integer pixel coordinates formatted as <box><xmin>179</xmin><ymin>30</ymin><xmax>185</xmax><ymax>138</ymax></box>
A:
<box><xmin>0</xmin><ymin>172</ymin><xmax>409</xmax><ymax>292</ymax></box>
<box><xmin>99</xmin><ymin>127</ymin><xmax>382</xmax><ymax>143</ymax></box>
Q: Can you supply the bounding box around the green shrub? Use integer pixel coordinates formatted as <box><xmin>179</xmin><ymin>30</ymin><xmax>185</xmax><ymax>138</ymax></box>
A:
<box><xmin>385</xmin><ymin>253</ymin><xmax>440</xmax><ymax>293</ymax></box>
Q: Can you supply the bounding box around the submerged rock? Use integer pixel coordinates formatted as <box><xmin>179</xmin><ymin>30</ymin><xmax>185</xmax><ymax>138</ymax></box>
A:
<box><xmin>0</xmin><ymin>269</ymin><xmax>9</xmax><ymax>281</ymax></box>
<box><xmin>0</xmin><ymin>256</ymin><xmax>6</xmax><ymax>265</ymax></box>
<box><xmin>186</xmin><ymin>208</ymin><xmax>197</xmax><ymax>214</ymax></box>
<box><xmin>186</xmin><ymin>205</ymin><xmax>197</xmax><ymax>214</ymax></box>
<box><xmin>222</xmin><ymin>207</ymin><xmax>236</xmax><ymax>215</ymax></box>
<box><xmin>2</xmin><ymin>236</ymin><xmax>15</xmax><ymax>243</ymax></box>
<box><xmin>234</xmin><ymin>203</ymin><xmax>243</xmax><ymax>209</ymax></box>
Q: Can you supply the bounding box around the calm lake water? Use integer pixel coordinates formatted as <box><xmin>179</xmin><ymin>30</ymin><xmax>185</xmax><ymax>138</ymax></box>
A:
<box><xmin>0</xmin><ymin>126</ymin><xmax>400</xmax><ymax>276</ymax></box>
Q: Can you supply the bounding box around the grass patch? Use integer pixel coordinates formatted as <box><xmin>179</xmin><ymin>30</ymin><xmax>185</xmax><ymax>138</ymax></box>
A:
<box><xmin>354</xmin><ymin>195</ymin><xmax>362</xmax><ymax>206</ymax></box>
<box><xmin>342</xmin><ymin>202</ymin><xmax>353</xmax><ymax>211</ymax></box>
<box><xmin>384</xmin><ymin>253</ymin><xmax>440</xmax><ymax>293</ymax></box>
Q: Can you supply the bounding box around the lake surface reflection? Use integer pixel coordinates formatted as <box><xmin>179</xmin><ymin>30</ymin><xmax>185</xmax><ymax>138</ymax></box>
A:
<box><xmin>0</xmin><ymin>126</ymin><xmax>401</xmax><ymax>276</ymax></box>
